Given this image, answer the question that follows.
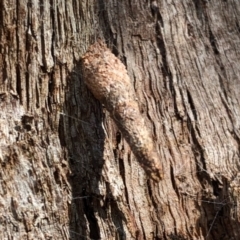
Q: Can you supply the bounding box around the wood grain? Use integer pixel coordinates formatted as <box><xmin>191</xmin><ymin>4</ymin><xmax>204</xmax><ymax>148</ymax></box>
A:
<box><xmin>81</xmin><ymin>40</ymin><xmax>163</xmax><ymax>181</ymax></box>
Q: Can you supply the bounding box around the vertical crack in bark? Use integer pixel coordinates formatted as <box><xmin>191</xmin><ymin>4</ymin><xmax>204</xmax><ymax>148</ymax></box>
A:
<box><xmin>187</xmin><ymin>117</ymin><xmax>208</xmax><ymax>182</ymax></box>
<box><xmin>219</xmin><ymin>93</ymin><xmax>240</xmax><ymax>144</ymax></box>
<box><xmin>16</xmin><ymin>2</ymin><xmax>22</xmax><ymax>103</ymax></box>
<box><xmin>170</xmin><ymin>165</ymin><xmax>179</xmax><ymax>197</ymax></box>
<box><xmin>82</xmin><ymin>189</ymin><xmax>101</xmax><ymax>239</ymax></box>
<box><xmin>186</xmin><ymin>89</ymin><xmax>198</xmax><ymax>121</ymax></box>
<box><xmin>81</xmin><ymin>40</ymin><xmax>163</xmax><ymax>181</ymax></box>
<box><xmin>155</xmin><ymin>20</ymin><xmax>169</xmax><ymax>77</ymax></box>
<box><xmin>209</xmin><ymin>29</ymin><xmax>219</xmax><ymax>55</ymax></box>
<box><xmin>97</xmin><ymin>0</ymin><xmax>113</xmax><ymax>42</ymax></box>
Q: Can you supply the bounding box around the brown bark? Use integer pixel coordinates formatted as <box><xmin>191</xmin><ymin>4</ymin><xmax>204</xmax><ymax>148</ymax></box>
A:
<box><xmin>81</xmin><ymin>40</ymin><xmax>163</xmax><ymax>181</ymax></box>
<box><xmin>0</xmin><ymin>0</ymin><xmax>240</xmax><ymax>239</ymax></box>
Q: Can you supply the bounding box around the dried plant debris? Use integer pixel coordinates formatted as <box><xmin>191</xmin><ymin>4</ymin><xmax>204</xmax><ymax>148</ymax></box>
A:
<box><xmin>81</xmin><ymin>40</ymin><xmax>163</xmax><ymax>181</ymax></box>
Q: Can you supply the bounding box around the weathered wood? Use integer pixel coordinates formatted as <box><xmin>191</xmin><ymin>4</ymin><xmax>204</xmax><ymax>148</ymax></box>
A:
<box><xmin>0</xmin><ymin>0</ymin><xmax>240</xmax><ymax>239</ymax></box>
<box><xmin>81</xmin><ymin>40</ymin><xmax>163</xmax><ymax>181</ymax></box>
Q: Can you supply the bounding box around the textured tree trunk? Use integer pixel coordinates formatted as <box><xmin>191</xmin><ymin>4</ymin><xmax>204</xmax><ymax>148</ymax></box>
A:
<box><xmin>0</xmin><ymin>0</ymin><xmax>240</xmax><ymax>239</ymax></box>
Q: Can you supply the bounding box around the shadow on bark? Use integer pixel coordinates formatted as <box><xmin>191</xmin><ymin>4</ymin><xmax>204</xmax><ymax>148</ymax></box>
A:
<box><xmin>58</xmin><ymin>62</ymin><xmax>103</xmax><ymax>239</ymax></box>
<box><xmin>59</xmin><ymin>62</ymin><xmax>127</xmax><ymax>239</ymax></box>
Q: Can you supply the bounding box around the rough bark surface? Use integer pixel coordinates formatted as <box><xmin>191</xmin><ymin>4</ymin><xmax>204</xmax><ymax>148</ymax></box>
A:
<box><xmin>81</xmin><ymin>41</ymin><xmax>163</xmax><ymax>181</ymax></box>
<box><xmin>0</xmin><ymin>0</ymin><xmax>240</xmax><ymax>240</ymax></box>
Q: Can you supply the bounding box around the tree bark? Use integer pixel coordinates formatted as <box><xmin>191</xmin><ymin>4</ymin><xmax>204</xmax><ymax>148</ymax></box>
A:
<box><xmin>0</xmin><ymin>0</ymin><xmax>240</xmax><ymax>239</ymax></box>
